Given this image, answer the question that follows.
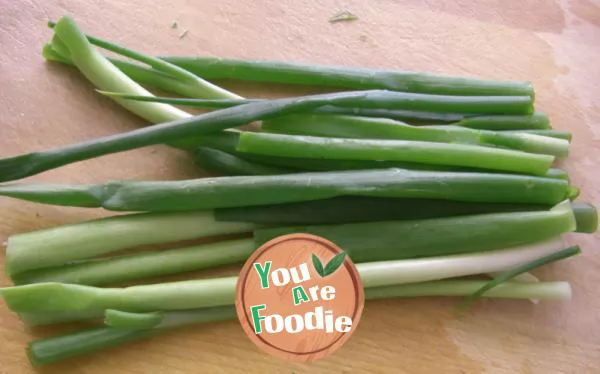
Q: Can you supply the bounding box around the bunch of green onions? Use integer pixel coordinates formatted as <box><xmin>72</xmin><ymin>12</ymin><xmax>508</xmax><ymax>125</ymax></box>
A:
<box><xmin>0</xmin><ymin>16</ymin><xmax>596</xmax><ymax>366</ymax></box>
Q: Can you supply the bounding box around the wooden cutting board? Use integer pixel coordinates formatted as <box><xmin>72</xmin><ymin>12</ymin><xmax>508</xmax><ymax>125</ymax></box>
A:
<box><xmin>1</xmin><ymin>0</ymin><xmax>599</xmax><ymax>372</ymax></box>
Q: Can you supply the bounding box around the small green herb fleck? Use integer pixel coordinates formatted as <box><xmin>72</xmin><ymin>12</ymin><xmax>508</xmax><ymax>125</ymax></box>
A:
<box><xmin>171</xmin><ymin>21</ymin><xmax>178</xmax><ymax>29</ymax></box>
<box><xmin>329</xmin><ymin>11</ymin><xmax>359</xmax><ymax>23</ymax></box>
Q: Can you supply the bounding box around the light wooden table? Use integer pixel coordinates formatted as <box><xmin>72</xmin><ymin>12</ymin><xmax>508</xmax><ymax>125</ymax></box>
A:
<box><xmin>1</xmin><ymin>1</ymin><xmax>599</xmax><ymax>373</ymax></box>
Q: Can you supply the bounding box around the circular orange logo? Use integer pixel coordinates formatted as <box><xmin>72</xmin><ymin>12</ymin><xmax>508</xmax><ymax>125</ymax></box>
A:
<box><xmin>235</xmin><ymin>233</ymin><xmax>364</xmax><ymax>362</ymax></box>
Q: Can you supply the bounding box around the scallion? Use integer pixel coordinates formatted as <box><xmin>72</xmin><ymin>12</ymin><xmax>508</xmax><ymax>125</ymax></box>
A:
<box><xmin>261</xmin><ymin>114</ymin><xmax>569</xmax><ymax>157</ymax></box>
<box><xmin>4</xmin><ymin>211</ymin><xmax>254</xmax><ymax>276</ymax></box>
<box><xmin>11</xmin><ymin>238</ymin><xmax>256</xmax><ymax>286</ymax></box>
<box><xmin>27</xmin><ymin>279</ymin><xmax>570</xmax><ymax>366</ymax></box>
<box><xmin>237</xmin><ymin>132</ymin><xmax>555</xmax><ymax>175</ymax></box>
<box><xmin>160</xmin><ymin>56</ymin><xmax>535</xmax><ymax>96</ymax></box>
<box><xmin>0</xmin><ymin>89</ymin><xmax>534</xmax><ymax>183</ymax></box>
<box><xmin>193</xmin><ymin>147</ymin><xmax>295</xmax><ymax>176</ymax></box>
<box><xmin>0</xmin><ymin>258</ymin><xmax>573</xmax><ymax>314</ymax></box>
<box><xmin>49</xmin><ymin>16</ymin><xmax>191</xmax><ymax>124</ymax></box>
<box><xmin>254</xmin><ymin>201</ymin><xmax>576</xmax><ymax>262</ymax></box>
<box><xmin>459</xmin><ymin>245</ymin><xmax>580</xmax><ymax>310</ymax></box>
<box><xmin>0</xmin><ymin>169</ymin><xmax>571</xmax><ymax>211</ymax></box>
<box><xmin>10</xmin><ymin>235</ymin><xmax>565</xmax><ymax>287</ymax></box>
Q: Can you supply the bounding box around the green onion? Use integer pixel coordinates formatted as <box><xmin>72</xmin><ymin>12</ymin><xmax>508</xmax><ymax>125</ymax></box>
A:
<box><xmin>216</xmin><ymin>198</ymin><xmax>595</xmax><ymax>233</ymax></box>
<box><xmin>28</xmin><ymin>306</ymin><xmax>236</xmax><ymax>366</ymax></box>
<box><xmin>97</xmin><ymin>92</ymin><xmax>257</xmax><ymax>108</ymax></box>
<box><xmin>44</xmin><ymin>45</ymin><xmax>230</xmax><ymax>99</ymax></box>
<box><xmin>0</xmin><ymin>89</ymin><xmax>532</xmax><ymax>183</ymax></box>
<box><xmin>44</xmin><ymin>24</ymin><xmax>535</xmax><ymax>97</ymax></box>
<box><xmin>104</xmin><ymin>310</ymin><xmax>164</xmax><ymax>329</ymax></box>
<box><xmin>237</xmin><ymin>132</ymin><xmax>555</xmax><ymax>175</ymax></box>
<box><xmin>9</xmin><ymin>200</ymin><xmax>592</xmax><ymax>287</ymax></box>
<box><xmin>27</xmin><ymin>280</ymin><xmax>570</xmax><ymax>365</ymax></box>
<box><xmin>261</xmin><ymin>114</ymin><xmax>569</xmax><ymax>157</ymax></box>
<box><xmin>457</xmin><ymin>113</ymin><xmax>550</xmax><ymax>130</ymax></box>
<box><xmin>41</xmin><ymin>44</ymin><xmax>71</xmax><ymax>64</ymax></box>
<box><xmin>105</xmin><ymin>239</ymin><xmax>565</xmax><ymax>326</ymax></box>
<box><xmin>497</xmin><ymin>272</ymin><xmax>539</xmax><ymax>283</ymax></box>
<box><xmin>159</xmin><ymin>56</ymin><xmax>534</xmax><ymax>97</ymax></box>
<box><xmin>49</xmin><ymin>16</ymin><xmax>191</xmax><ymax>124</ymax></box>
<box><xmin>100</xmin><ymin>91</ymin><xmax>533</xmax><ymax>115</ymax></box>
<box><xmin>100</xmin><ymin>92</ymin><xmax>468</xmax><ymax>122</ymax></box>
<box><xmin>48</xmin><ymin>19</ymin><xmax>240</xmax><ymax>100</ymax></box>
<box><xmin>1</xmin><ymin>249</ymin><xmax>573</xmax><ymax>313</ymax></box>
<box><xmin>46</xmin><ymin>24</ymin><xmax>534</xmax><ymax>97</ymax></box>
<box><xmin>12</xmin><ymin>238</ymin><xmax>255</xmax><ymax>286</ymax></box>
<box><xmin>364</xmin><ymin>280</ymin><xmax>571</xmax><ymax>299</ymax></box>
<box><xmin>99</xmin><ymin>93</ymin><xmax>554</xmax><ymax>129</ymax></box>
<box><xmin>459</xmin><ymin>246</ymin><xmax>580</xmax><ymax>310</ymax></box>
<box><xmin>188</xmin><ymin>131</ymin><xmax>499</xmax><ymax>173</ymax></box>
<box><xmin>101</xmin><ymin>90</ymin><xmax>533</xmax><ymax>115</ymax></box>
<box><xmin>354</xmin><ymin>239</ymin><xmax>568</xmax><ymax>288</ymax></box>
<box><xmin>1</xmin><ymin>277</ymin><xmax>238</xmax><ymax>313</ymax></box>
<box><xmin>11</xmin><ymin>233</ymin><xmax>565</xmax><ymax>287</ymax></box>
<box><xmin>43</xmin><ymin>47</ymin><xmax>238</xmax><ymax>100</ymax></box>
<box><xmin>4</xmin><ymin>211</ymin><xmax>254</xmax><ymax>276</ymax></box>
<box><xmin>545</xmin><ymin>168</ymin><xmax>569</xmax><ymax>181</ymax></box>
<box><xmin>572</xmin><ymin>202</ymin><xmax>598</xmax><ymax>233</ymax></box>
<box><xmin>194</xmin><ymin>131</ymin><xmax>569</xmax><ymax>179</ymax></box>
<box><xmin>193</xmin><ymin>147</ymin><xmax>295</xmax><ymax>176</ymax></box>
<box><xmin>569</xmin><ymin>186</ymin><xmax>581</xmax><ymax>200</ymax></box>
<box><xmin>319</xmin><ymin>107</ymin><xmax>470</xmax><ymax>124</ymax></box>
<box><xmin>503</xmin><ymin>129</ymin><xmax>572</xmax><ymax>141</ymax></box>
<box><xmin>108</xmin><ymin>91</ymin><xmax>534</xmax><ymax>114</ymax></box>
<box><xmin>101</xmin><ymin>93</ymin><xmax>547</xmax><ymax>127</ymax></box>
<box><xmin>100</xmin><ymin>91</ymin><xmax>538</xmax><ymax>117</ymax></box>
<box><xmin>19</xmin><ymin>310</ymin><xmax>105</xmax><ymax>327</ymax></box>
<box><xmin>0</xmin><ymin>169</ymin><xmax>571</xmax><ymax>211</ymax></box>
<box><xmin>215</xmin><ymin>196</ymin><xmax>549</xmax><ymax>225</ymax></box>
<box><xmin>255</xmin><ymin>200</ymin><xmax>576</xmax><ymax>262</ymax></box>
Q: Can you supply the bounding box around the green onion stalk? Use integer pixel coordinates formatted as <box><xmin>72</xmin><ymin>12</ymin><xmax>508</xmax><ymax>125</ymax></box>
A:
<box><xmin>0</xmin><ymin>87</ymin><xmax>535</xmax><ymax>183</ymax></box>
<box><xmin>0</xmin><ymin>238</ymin><xmax>574</xmax><ymax>314</ymax></box>
<box><xmin>458</xmin><ymin>245</ymin><xmax>580</xmax><ymax>310</ymax></box>
<box><xmin>215</xmin><ymin>197</ymin><xmax>596</xmax><ymax>233</ymax></box>
<box><xmin>260</xmin><ymin>114</ymin><xmax>568</xmax><ymax>157</ymax></box>
<box><xmin>5</xmin><ymin>196</ymin><xmax>598</xmax><ymax>285</ymax></box>
<box><xmin>49</xmin><ymin>17</ymin><xmax>192</xmax><ymax>124</ymax></box>
<box><xmin>44</xmin><ymin>19</ymin><xmax>546</xmax><ymax>143</ymax></box>
<box><xmin>27</xmin><ymin>278</ymin><xmax>571</xmax><ymax>366</ymax></box>
<box><xmin>4</xmin><ymin>211</ymin><xmax>254</xmax><ymax>276</ymax></box>
<box><xmin>3</xmin><ymin>198</ymin><xmax>593</xmax><ymax>284</ymax></box>
<box><xmin>96</xmin><ymin>93</ymin><xmax>551</xmax><ymax>129</ymax></box>
<box><xmin>0</xmin><ymin>169</ymin><xmax>572</xmax><ymax>213</ymax></box>
<box><xmin>193</xmin><ymin>147</ymin><xmax>295</xmax><ymax>176</ymax></box>
<box><xmin>190</xmin><ymin>131</ymin><xmax>569</xmax><ymax>179</ymax></box>
<box><xmin>48</xmin><ymin>16</ymin><xmax>240</xmax><ymax>126</ymax></box>
<box><xmin>236</xmin><ymin>132</ymin><xmax>555</xmax><ymax>175</ymax></box>
<box><xmin>158</xmin><ymin>57</ymin><xmax>535</xmax><ymax>97</ymax></box>
<box><xmin>7</xmin><ymin>200</ymin><xmax>593</xmax><ymax>286</ymax></box>
<box><xmin>502</xmin><ymin>129</ymin><xmax>572</xmax><ymax>141</ymax></box>
<box><xmin>45</xmin><ymin>21</ymin><xmax>534</xmax><ymax>97</ymax></box>
<box><xmin>10</xmin><ymin>235</ymin><xmax>567</xmax><ymax>287</ymax></box>
<box><xmin>193</xmin><ymin>146</ymin><xmax>570</xmax><ymax>179</ymax></box>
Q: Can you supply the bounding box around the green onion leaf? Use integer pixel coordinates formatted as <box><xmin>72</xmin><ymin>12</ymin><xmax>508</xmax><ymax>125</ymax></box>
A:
<box><xmin>458</xmin><ymin>246</ymin><xmax>581</xmax><ymax>311</ymax></box>
<box><xmin>104</xmin><ymin>310</ymin><xmax>163</xmax><ymax>329</ymax></box>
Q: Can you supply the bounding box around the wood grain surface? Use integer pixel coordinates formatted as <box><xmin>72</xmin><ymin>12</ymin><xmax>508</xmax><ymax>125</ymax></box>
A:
<box><xmin>1</xmin><ymin>0</ymin><xmax>599</xmax><ymax>373</ymax></box>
